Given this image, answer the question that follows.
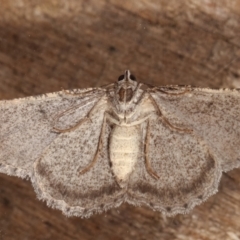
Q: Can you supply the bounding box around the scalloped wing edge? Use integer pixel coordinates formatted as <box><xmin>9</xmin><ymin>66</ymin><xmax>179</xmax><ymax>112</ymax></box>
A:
<box><xmin>25</xmin><ymin>166</ymin><xmax>223</xmax><ymax>218</ymax></box>
<box><xmin>0</xmin><ymin>163</ymin><xmax>30</xmax><ymax>179</ymax></box>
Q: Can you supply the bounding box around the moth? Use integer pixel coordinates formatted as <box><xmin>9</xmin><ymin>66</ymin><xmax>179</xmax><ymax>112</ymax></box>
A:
<box><xmin>0</xmin><ymin>70</ymin><xmax>240</xmax><ymax>218</ymax></box>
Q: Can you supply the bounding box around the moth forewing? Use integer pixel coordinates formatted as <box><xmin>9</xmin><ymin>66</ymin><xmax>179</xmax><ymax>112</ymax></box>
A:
<box><xmin>1</xmin><ymin>70</ymin><xmax>240</xmax><ymax>218</ymax></box>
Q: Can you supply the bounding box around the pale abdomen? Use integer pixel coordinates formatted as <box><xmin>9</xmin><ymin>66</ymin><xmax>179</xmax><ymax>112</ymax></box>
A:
<box><xmin>109</xmin><ymin>125</ymin><xmax>141</xmax><ymax>187</ymax></box>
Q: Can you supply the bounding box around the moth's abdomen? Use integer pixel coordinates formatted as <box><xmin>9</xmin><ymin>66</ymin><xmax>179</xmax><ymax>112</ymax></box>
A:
<box><xmin>109</xmin><ymin>125</ymin><xmax>141</xmax><ymax>187</ymax></box>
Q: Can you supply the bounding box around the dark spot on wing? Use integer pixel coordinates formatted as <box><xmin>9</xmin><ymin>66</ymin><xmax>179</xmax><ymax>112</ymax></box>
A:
<box><xmin>83</xmin><ymin>208</ymin><xmax>88</xmax><ymax>214</ymax></box>
<box><xmin>65</xmin><ymin>207</ymin><xmax>70</xmax><ymax>212</ymax></box>
<box><xmin>36</xmin><ymin>161</ymin><xmax>48</xmax><ymax>177</ymax></box>
<box><xmin>166</xmin><ymin>207</ymin><xmax>171</xmax><ymax>212</ymax></box>
<box><xmin>38</xmin><ymin>108</ymin><xmax>46</xmax><ymax>115</ymax></box>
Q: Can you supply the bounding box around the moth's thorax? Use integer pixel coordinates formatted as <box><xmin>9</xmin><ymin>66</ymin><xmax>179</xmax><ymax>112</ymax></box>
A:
<box><xmin>111</xmin><ymin>82</ymin><xmax>144</xmax><ymax>120</ymax></box>
<box><xmin>118</xmin><ymin>87</ymin><xmax>134</xmax><ymax>102</ymax></box>
<box><xmin>115</xmin><ymin>78</ymin><xmax>138</xmax><ymax>103</ymax></box>
<box><xmin>109</xmin><ymin>125</ymin><xmax>141</xmax><ymax>188</ymax></box>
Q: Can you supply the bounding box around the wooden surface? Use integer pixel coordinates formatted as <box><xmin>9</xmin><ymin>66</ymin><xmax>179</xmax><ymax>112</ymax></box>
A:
<box><xmin>0</xmin><ymin>0</ymin><xmax>240</xmax><ymax>239</ymax></box>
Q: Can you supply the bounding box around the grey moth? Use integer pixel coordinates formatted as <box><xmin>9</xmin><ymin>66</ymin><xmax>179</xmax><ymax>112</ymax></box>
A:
<box><xmin>0</xmin><ymin>70</ymin><xmax>240</xmax><ymax>218</ymax></box>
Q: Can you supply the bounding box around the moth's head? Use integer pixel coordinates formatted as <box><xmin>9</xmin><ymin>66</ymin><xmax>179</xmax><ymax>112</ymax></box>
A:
<box><xmin>116</xmin><ymin>70</ymin><xmax>138</xmax><ymax>103</ymax></box>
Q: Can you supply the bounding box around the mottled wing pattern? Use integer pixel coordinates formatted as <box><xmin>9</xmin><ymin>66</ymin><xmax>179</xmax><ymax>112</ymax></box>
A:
<box><xmin>33</xmin><ymin>99</ymin><xmax>124</xmax><ymax>218</ymax></box>
<box><xmin>0</xmin><ymin>89</ymin><xmax>104</xmax><ymax>178</ymax></box>
<box><xmin>127</xmin><ymin>117</ymin><xmax>221</xmax><ymax>216</ymax></box>
<box><xmin>127</xmin><ymin>87</ymin><xmax>240</xmax><ymax>216</ymax></box>
<box><xmin>2</xmin><ymin>80</ymin><xmax>240</xmax><ymax>218</ymax></box>
<box><xmin>152</xmin><ymin>87</ymin><xmax>240</xmax><ymax>171</ymax></box>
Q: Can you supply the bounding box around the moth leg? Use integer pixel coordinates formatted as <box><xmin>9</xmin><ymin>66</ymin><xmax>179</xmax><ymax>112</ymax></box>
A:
<box><xmin>52</xmin><ymin>96</ymin><xmax>105</xmax><ymax>133</ymax></box>
<box><xmin>148</xmin><ymin>93</ymin><xmax>192</xmax><ymax>133</ymax></box>
<box><xmin>78</xmin><ymin>113</ymin><xmax>107</xmax><ymax>175</ymax></box>
<box><xmin>144</xmin><ymin>119</ymin><xmax>160</xmax><ymax>180</ymax></box>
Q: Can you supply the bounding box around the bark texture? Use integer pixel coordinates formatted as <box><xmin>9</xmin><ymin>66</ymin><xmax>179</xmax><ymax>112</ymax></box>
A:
<box><xmin>0</xmin><ymin>1</ymin><xmax>240</xmax><ymax>239</ymax></box>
